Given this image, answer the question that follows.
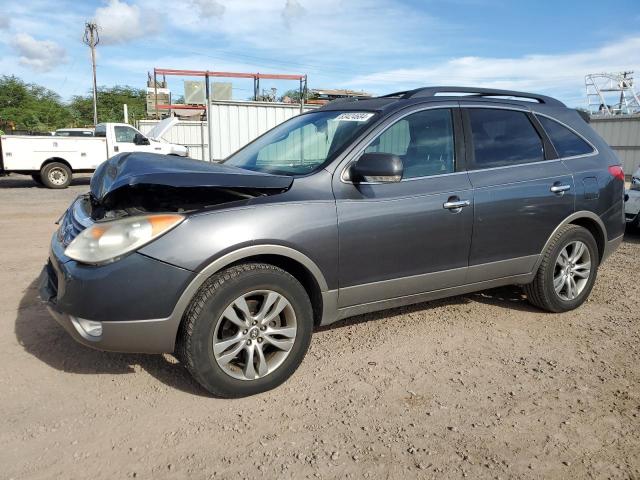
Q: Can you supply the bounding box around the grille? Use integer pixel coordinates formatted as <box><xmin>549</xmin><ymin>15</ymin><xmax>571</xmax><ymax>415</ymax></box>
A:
<box><xmin>58</xmin><ymin>208</ymin><xmax>85</xmax><ymax>247</ymax></box>
<box><xmin>57</xmin><ymin>196</ymin><xmax>93</xmax><ymax>247</ymax></box>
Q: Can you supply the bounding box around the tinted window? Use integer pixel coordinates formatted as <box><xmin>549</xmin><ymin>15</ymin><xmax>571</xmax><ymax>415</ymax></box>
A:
<box><xmin>469</xmin><ymin>109</ymin><xmax>544</xmax><ymax>168</ymax></box>
<box><xmin>365</xmin><ymin>109</ymin><xmax>455</xmax><ymax>178</ymax></box>
<box><xmin>95</xmin><ymin>124</ymin><xmax>106</xmax><ymax>138</ymax></box>
<box><xmin>537</xmin><ymin>115</ymin><xmax>594</xmax><ymax>157</ymax></box>
<box><xmin>114</xmin><ymin>126</ymin><xmax>137</xmax><ymax>143</ymax></box>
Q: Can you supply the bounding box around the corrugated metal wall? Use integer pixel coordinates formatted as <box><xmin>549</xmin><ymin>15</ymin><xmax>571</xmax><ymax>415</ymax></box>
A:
<box><xmin>138</xmin><ymin>101</ymin><xmax>315</xmax><ymax>161</ymax></box>
<box><xmin>590</xmin><ymin>115</ymin><xmax>640</xmax><ymax>174</ymax></box>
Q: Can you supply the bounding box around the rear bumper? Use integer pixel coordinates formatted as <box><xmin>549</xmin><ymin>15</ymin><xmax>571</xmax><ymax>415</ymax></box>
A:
<box><xmin>602</xmin><ymin>234</ymin><xmax>624</xmax><ymax>263</ymax></box>
<box><xmin>625</xmin><ymin>189</ymin><xmax>640</xmax><ymax>223</ymax></box>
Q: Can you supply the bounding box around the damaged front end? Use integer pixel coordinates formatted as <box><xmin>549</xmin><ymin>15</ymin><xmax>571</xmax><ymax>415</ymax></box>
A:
<box><xmin>88</xmin><ymin>152</ymin><xmax>293</xmax><ymax>221</ymax></box>
<box><xmin>56</xmin><ymin>152</ymin><xmax>294</xmax><ymax>253</ymax></box>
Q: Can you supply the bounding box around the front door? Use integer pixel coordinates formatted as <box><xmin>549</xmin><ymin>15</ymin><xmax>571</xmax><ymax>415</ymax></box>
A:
<box><xmin>333</xmin><ymin>106</ymin><xmax>474</xmax><ymax>308</ymax></box>
<box><xmin>461</xmin><ymin>106</ymin><xmax>575</xmax><ymax>281</ymax></box>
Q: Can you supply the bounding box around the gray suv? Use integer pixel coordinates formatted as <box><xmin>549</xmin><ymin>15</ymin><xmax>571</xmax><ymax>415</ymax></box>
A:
<box><xmin>40</xmin><ymin>87</ymin><xmax>626</xmax><ymax>397</ymax></box>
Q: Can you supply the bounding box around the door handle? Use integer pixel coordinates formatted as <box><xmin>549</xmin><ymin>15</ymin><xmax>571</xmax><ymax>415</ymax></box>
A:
<box><xmin>114</xmin><ymin>146</ymin><xmax>119</xmax><ymax>152</ymax></box>
<box><xmin>443</xmin><ymin>199</ymin><xmax>471</xmax><ymax>210</ymax></box>
<box><xmin>550</xmin><ymin>184</ymin><xmax>571</xmax><ymax>194</ymax></box>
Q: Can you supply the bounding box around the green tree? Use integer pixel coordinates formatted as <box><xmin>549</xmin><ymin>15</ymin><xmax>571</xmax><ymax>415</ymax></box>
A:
<box><xmin>278</xmin><ymin>89</ymin><xmax>317</xmax><ymax>103</ymax></box>
<box><xmin>0</xmin><ymin>75</ymin><xmax>72</xmax><ymax>132</ymax></box>
<box><xmin>69</xmin><ymin>85</ymin><xmax>147</xmax><ymax>126</ymax></box>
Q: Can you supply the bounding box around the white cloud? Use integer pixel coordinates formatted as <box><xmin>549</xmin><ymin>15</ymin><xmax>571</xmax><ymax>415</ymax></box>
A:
<box><xmin>93</xmin><ymin>0</ymin><xmax>161</xmax><ymax>45</ymax></box>
<box><xmin>346</xmin><ymin>36</ymin><xmax>640</xmax><ymax>105</ymax></box>
<box><xmin>192</xmin><ymin>0</ymin><xmax>225</xmax><ymax>18</ymax></box>
<box><xmin>282</xmin><ymin>0</ymin><xmax>306</xmax><ymax>27</ymax></box>
<box><xmin>0</xmin><ymin>17</ymin><xmax>10</xmax><ymax>30</ymax></box>
<box><xmin>11</xmin><ymin>33</ymin><xmax>67</xmax><ymax>72</ymax></box>
<box><xmin>164</xmin><ymin>0</ymin><xmax>441</xmax><ymax>62</ymax></box>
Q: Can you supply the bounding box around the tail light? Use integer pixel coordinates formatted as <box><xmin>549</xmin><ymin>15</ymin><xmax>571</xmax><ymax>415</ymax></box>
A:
<box><xmin>608</xmin><ymin>165</ymin><xmax>625</xmax><ymax>181</ymax></box>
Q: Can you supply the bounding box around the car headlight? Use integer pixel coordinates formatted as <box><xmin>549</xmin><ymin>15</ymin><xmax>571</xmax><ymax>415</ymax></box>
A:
<box><xmin>632</xmin><ymin>176</ymin><xmax>640</xmax><ymax>190</ymax></box>
<box><xmin>64</xmin><ymin>214</ymin><xmax>184</xmax><ymax>265</ymax></box>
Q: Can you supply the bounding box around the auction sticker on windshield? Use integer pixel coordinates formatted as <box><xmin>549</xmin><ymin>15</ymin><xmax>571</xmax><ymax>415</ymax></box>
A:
<box><xmin>335</xmin><ymin>112</ymin><xmax>375</xmax><ymax>122</ymax></box>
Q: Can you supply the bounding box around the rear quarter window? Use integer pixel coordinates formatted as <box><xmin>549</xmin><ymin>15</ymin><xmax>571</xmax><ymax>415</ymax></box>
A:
<box><xmin>536</xmin><ymin>115</ymin><xmax>594</xmax><ymax>158</ymax></box>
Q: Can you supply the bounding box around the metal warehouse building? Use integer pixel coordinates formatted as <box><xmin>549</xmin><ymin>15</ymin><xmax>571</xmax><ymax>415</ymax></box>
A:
<box><xmin>590</xmin><ymin>115</ymin><xmax>640</xmax><ymax>174</ymax></box>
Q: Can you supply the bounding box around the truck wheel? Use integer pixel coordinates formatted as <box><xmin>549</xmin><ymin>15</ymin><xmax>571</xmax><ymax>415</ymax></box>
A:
<box><xmin>178</xmin><ymin>263</ymin><xmax>313</xmax><ymax>398</ymax></box>
<box><xmin>41</xmin><ymin>162</ymin><xmax>72</xmax><ymax>189</ymax></box>
<box><xmin>31</xmin><ymin>173</ymin><xmax>44</xmax><ymax>186</ymax></box>
<box><xmin>524</xmin><ymin>224</ymin><xmax>599</xmax><ymax>313</ymax></box>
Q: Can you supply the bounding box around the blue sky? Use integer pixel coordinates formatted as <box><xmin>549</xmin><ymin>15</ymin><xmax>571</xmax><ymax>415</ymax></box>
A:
<box><xmin>1</xmin><ymin>0</ymin><xmax>639</xmax><ymax>107</ymax></box>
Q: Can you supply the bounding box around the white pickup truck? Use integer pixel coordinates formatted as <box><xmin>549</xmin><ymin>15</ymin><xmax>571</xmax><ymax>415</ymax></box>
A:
<box><xmin>0</xmin><ymin>118</ymin><xmax>188</xmax><ymax>188</ymax></box>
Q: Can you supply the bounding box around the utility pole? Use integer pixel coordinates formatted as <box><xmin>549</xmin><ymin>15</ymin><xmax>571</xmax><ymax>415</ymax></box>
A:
<box><xmin>83</xmin><ymin>22</ymin><xmax>99</xmax><ymax>126</ymax></box>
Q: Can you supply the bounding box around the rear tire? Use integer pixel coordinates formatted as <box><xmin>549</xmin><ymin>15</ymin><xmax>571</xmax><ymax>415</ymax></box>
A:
<box><xmin>41</xmin><ymin>162</ymin><xmax>72</xmax><ymax>189</ymax></box>
<box><xmin>31</xmin><ymin>173</ymin><xmax>44</xmax><ymax>186</ymax></box>
<box><xmin>177</xmin><ymin>263</ymin><xmax>313</xmax><ymax>398</ymax></box>
<box><xmin>524</xmin><ymin>224</ymin><xmax>599</xmax><ymax>312</ymax></box>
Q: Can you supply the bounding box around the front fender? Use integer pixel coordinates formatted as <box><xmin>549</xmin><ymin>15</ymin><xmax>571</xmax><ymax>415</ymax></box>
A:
<box><xmin>138</xmin><ymin>201</ymin><xmax>339</xmax><ymax>290</ymax></box>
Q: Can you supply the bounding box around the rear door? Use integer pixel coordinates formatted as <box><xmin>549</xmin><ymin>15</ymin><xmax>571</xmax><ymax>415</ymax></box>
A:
<box><xmin>461</xmin><ymin>105</ymin><xmax>575</xmax><ymax>281</ymax></box>
<box><xmin>333</xmin><ymin>105</ymin><xmax>474</xmax><ymax>307</ymax></box>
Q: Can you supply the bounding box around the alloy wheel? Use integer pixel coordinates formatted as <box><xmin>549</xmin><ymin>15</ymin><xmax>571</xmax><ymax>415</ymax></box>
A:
<box><xmin>212</xmin><ymin>290</ymin><xmax>297</xmax><ymax>381</ymax></box>
<box><xmin>553</xmin><ymin>240</ymin><xmax>591</xmax><ymax>301</ymax></box>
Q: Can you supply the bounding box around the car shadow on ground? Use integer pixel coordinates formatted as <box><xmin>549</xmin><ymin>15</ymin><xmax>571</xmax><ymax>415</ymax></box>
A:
<box><xmin>0</xmin><ymin>176</ymin><xmax>91</xmax><ymax>189</ymax></box>
<box><xmin>13</xmin><ymin>278</ymin><xmax>550</xmax><ymax>392</ymax></box>
<box><xmin>15</xmin><ymin>278</ymin><xmax>211</xmax><ymax>397</ymax></box>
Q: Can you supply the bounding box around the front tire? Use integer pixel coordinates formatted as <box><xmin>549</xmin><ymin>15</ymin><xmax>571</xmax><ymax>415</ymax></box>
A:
<box><xmin>41</xmin><ymin>162</ymin><xmax>72</xmax><ymax>189</ymax></box>
<box><xmin>178</xmin><ymin>263</ymin><xmax>313</xmax><ymax>398</ymax></box>
<box><xmin>524</xmin><ymin>224</ymin><xmax>599</xmax><ymax>312</ymax></box>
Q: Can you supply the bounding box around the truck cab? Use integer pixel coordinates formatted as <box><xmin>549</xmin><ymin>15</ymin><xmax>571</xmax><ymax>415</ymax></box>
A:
<box><xmin>95</xmin><ymin>119</ymin><xmax>188</xmax><ymax>158</ymax></box>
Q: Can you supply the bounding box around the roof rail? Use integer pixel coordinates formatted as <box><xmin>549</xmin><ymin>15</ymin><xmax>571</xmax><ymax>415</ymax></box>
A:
<box><xmin>382</xmin><ymin>86</ymin><xmax>565</xmax><ymax>107</ymax></box>
<box><xmin>325</xmin><ymin>96</ymin><xmax>361</xmax><ymax>106</ymax></box>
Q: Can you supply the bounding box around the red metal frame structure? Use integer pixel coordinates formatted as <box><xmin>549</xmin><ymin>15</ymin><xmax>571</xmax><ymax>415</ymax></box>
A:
<box><xmin>152</xmin><ymin>68</ymin><xmax>308</xmax><ymax>162</ymax></box>
<box><xmin>152</xmin><ymin>68</ymin><xmax>308</xmax><ymax>114</ymax></box>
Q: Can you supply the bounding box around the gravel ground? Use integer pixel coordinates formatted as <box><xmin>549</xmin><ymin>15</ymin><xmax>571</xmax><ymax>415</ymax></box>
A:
<box><xmin>0</xmin><ymin>173</ymin><xmax>639</xmax><ymax>480</ymax></box>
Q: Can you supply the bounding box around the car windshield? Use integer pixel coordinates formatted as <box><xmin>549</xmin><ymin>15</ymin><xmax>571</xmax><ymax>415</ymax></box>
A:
<box><xmin>223</xmin><ymin>110</ymin><xmax>377</xmax><ymax>175</ymax></box>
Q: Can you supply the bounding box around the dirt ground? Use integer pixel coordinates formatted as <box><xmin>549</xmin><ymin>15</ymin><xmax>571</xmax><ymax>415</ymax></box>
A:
<box><xmin>0</xmin><ymin>173</ymin><xmax>638</xmax><ymax>480</ymax></box>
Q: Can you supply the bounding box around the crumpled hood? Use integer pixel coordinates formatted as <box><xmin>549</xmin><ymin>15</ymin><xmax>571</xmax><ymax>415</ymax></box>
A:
<box><xmin>90</xmin><ymin>152</ymin><xmax>293</xmax><ymax>204</ymax></box>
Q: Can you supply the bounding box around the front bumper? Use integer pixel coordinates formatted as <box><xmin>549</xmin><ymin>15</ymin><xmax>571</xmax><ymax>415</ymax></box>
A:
<box><xmin>39</xmin><ymin>258</ymin><xmax>191</xmax><ymax>353</ymax></box>
<box><xmin>39</xmin><ymin>205</ymin><xmax>197</xmax><ymax>353</ymax></box>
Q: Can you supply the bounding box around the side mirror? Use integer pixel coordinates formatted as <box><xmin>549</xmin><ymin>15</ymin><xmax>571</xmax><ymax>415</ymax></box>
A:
<box><xmin>133</xmin><ymin>133</ymin><xmax>150</xmax><ymax>145</ymax></box>
<box><xmin>349</xmin><ymin>152</ymin><xmax>403</xmax><ymax>183</ymax></box>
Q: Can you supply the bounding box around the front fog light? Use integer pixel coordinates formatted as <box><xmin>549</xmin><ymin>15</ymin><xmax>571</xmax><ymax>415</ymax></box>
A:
<box><xmin>71</xmin><ymin>316</ymin><xmax>103</xmax><ymax>339</ymax></box>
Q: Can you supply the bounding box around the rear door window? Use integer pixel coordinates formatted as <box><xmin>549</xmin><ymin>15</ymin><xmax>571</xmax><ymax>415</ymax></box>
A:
<box><xmin>468</xmin><ymin>108</ymin><xmax>544</xmax><ymax>169</ymax></box>
<box><xmin>536</xmin><ymin>115</ymin><xmax>594</xmax><ymax>158</ymax></box>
